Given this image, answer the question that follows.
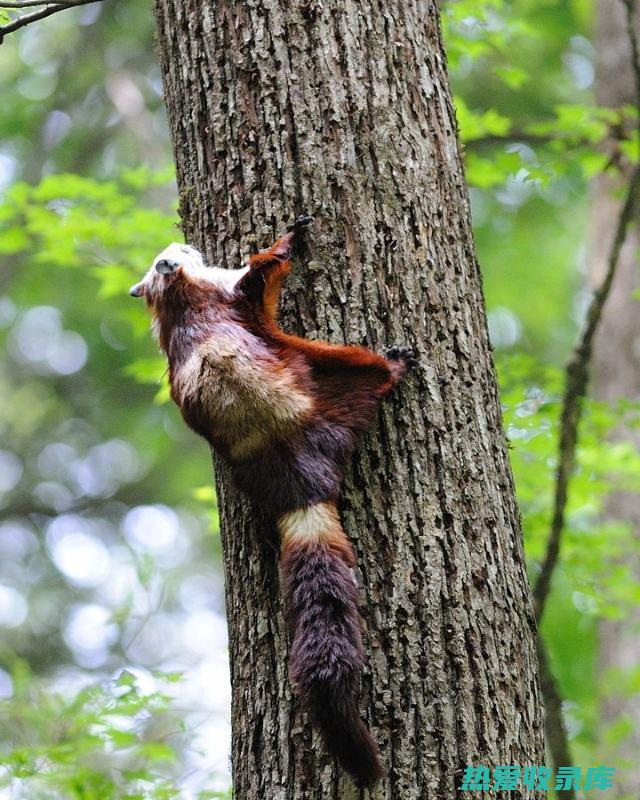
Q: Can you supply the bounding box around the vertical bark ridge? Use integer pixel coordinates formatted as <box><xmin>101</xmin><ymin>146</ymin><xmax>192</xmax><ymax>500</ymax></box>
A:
<box><xmin>153</xmin><ymin>1</ymin><xmax>544</xmax><ymax>797</ymax></box>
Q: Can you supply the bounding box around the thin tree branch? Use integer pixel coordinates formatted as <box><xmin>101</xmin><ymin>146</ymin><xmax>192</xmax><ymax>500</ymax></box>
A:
<box><xmin>533</xmin><ymin>0</ymin><xmax>640</xmax><ymax>624</ymax></box>
<box><xmin>465</xmin><ymin>131</ymin><xmax>559</xmax><ymax>148</ymax></box>
<box><xmin>533</xmin><ymin>0</ymin><xmax>640</xmax><ymax>623</ymax></box>
<box><xmin>530</xmin><ymin>0</ymin><xmax>640</xmax><ymax>783</ymax></box>
<box><xmin>622</xmin><ymin>0</ymin><xmax>640</xmax><ymax>122</ymax></box>
<box><xmin>533</xmin><ymin>161</ymin><xmax>640</xmax><ymax>623</ymax></box>
<box><xmin>466</xmin><ymin>121</ymin><xmax>636</xmax><ymax>154</ymax></box>
<box><xmin>0</xmin><ymin>0</ymin><xmax>101</xmax><ymax>43</ymax></box>
<box><xmin>0</xmin><ymin>1</ymin><xmax>80</xmax><ymax>8</ymax></box>
<box><xmin>537</xmin><ymin>637</ymin><xmax>576</xmax><ymax>800</ymax></box>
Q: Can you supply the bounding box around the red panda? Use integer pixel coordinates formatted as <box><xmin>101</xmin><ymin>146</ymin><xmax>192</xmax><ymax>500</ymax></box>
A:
<box><xmin>129</xmin><ymin>216</ymin><xmax>415</xmax><ymax>785</ymax></box>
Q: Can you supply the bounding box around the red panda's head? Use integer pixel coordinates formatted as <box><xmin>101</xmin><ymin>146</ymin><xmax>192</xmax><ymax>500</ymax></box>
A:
<box><xmin>129</xmin><ymin>242</ymin><xmax>249</xmax><ymax>308</ymax></box>
<box><xmin>129</xmin><ymin>243</ymin><xmax>251</xmax><ymax>352</ymax></box>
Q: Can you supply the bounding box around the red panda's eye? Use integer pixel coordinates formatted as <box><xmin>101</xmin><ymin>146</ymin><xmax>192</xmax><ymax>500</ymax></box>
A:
<box><xmin>155</xmin><ymin>259</ymin><xmax>179</xmax><ymax>275</ymax></box>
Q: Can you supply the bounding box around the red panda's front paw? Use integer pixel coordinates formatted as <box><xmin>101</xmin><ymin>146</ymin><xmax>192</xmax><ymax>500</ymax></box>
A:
<box><xmin>267</xmin><ymin>215</ymin><xmax>313</xmax><ymax>261</ymax></box>
<box><xmin>271</xmin><ymin>214</ymin><xmax>313</xmax><ymax>261</ymax></box>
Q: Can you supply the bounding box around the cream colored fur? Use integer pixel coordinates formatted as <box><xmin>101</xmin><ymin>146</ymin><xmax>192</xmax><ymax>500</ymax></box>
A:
<box><xmin>277</xmin><ymin>503</ymin><xmax>341</xmax><ymax>545</ymax></box>
<box><xmin>173</xmin><ymin>330</ymin><xmax>312</xmax><ymax>460</ymax></box>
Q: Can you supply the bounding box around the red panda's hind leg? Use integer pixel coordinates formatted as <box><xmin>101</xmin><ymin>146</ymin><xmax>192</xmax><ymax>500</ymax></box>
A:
<box><xmin>383</xmin><ymin>344</ymin><xmax>418</xmax><ymax>391</ymax></box>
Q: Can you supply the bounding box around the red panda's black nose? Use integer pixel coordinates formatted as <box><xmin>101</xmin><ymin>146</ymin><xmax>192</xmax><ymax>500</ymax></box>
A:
<box><xmin>155</xmin><ymin>259</ymin><xmax>179</xmax><ymax>275</ymax></box>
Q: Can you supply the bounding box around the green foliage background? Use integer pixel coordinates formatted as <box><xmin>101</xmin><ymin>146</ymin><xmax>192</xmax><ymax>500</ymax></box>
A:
<box><xmin>0</xmin><ymin>1</ymin><xmax>638</xmax><ymax>797</ymax></box>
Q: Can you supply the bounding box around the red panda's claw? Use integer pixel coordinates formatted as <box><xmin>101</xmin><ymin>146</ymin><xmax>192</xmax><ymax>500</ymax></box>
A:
<box><xmin>286</xmin><ymin>214</ymin><xmax>314</xmax><ymax>233</ymax></box>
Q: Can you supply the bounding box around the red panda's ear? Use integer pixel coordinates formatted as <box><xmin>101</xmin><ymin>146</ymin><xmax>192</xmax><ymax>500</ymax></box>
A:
<box><xmin>129</xmin><ymin>282</ymin><xmax>145</xmax><ymax>297</ymax></box>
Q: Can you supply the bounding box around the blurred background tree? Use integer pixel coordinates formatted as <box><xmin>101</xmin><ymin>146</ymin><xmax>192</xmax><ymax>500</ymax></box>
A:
<box><xmin>589</xmin><ymin>0</ymin><xmax>640</xmax><ymax>792</ymax></box>
<box><xmin>0</xmin><ymin>0</ymin><xmax>638</xmax><ymax>797</ymax></box>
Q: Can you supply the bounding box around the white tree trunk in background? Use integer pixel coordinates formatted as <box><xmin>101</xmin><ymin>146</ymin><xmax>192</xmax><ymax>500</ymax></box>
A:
<box><xmin>591</xmin><ymin>1</ymin><xmax>640</xmax><ymax>795</ymax></box>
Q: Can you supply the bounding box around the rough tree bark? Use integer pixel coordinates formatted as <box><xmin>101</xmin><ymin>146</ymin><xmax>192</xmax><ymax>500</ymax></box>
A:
<box><xmin>590</xmin><ymin>1</ymin><xmax>640</xmax><ymax>794</ymax></box>
<box><xmin>152</xmin><ymin>3</ymin><xmax>544</xmax><ymax>797</ymax></box>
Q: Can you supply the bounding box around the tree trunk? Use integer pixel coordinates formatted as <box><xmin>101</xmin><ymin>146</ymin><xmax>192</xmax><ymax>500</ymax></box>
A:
<box><xmin>591</xmin><ymin>1</ymin><xmax>640</xmax><ymax>794</ymax></box>
<box><xmin>152</xmin><ymin>2</ymin><xmax>544</xmax><ymax>797</ymax></box>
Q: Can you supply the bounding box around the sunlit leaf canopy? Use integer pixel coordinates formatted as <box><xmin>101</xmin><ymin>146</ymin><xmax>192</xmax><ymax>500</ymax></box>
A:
<box><xmin>0</xmin><ymin>0</ymin><xmax>638</xmax><ymax>796</ymax></box>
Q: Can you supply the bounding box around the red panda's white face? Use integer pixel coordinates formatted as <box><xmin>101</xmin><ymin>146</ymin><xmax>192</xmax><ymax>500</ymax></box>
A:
<box><xmin>129</xmin><ymin>242</ymin><xmax>249</xmax><ymax>304</ymax></box>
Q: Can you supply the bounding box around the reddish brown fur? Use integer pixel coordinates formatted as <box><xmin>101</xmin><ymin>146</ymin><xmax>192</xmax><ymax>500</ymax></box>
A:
<box><xmin>280</xmin><ymin>519</ymin><xmax>384</xmax><ymax>785</ymax></box>
<box><xmin>134</xmin><ymin>224</ymin><xmax>413</xmax><ymax>785</ymax></box>
<box><xmin>248</xmin><ymin>236</ymin><xmax>293</xmax><ymax>321</ymax></box>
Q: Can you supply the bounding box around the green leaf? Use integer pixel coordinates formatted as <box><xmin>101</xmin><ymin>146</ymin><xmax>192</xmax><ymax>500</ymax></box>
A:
<box><xmin>193</xmin><ymin>485</ymin><xmax>216</xmax><ymax>503</ymax></box>
<box><xmin>124</xmin><ymin>357</ymin><xmax>167</xmax><ymax>385</ymax></box>
<box><xmin>456</xmin><ymin>96</ymin><xmax>512</xmax><ymax>142</ymax></box>
<box><xmin>494</xmin><ymin>65</ymin><xmax>529</xmax><ymax>89</ymax></box>
<box><xmin>0</xmin><ymin>227</ymin><xmax>29</xmax><ymax>254</ymax></box>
